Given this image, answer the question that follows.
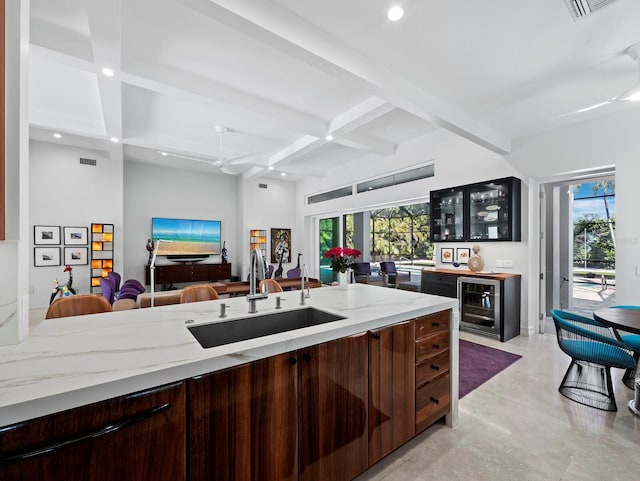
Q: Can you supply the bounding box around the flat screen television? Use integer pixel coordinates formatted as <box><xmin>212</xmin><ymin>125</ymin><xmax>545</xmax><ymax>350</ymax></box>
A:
<box><xmin>151</xmin><ymin>217</ymin><xmax>221</xmax><ymax>258</ymax></box>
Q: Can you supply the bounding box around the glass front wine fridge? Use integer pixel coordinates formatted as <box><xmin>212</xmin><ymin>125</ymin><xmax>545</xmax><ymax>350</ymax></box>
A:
<box><xmin>457</xmin><ymin>277</ymin><xmax>501</xmax><ymax>339</ymax></box>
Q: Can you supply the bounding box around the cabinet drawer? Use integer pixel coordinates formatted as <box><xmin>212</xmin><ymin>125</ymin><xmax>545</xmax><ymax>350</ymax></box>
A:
<box><xmin>415</xmin><ymin>311</ymin><xmax>450</xmax><ymax>339</ymax></box>
<box><xmin>421</xmin><ymin>274</ymin><xmax>457</xmax><ymax>298</ymax></box>
<box><xmin>415</xmin><ymin>374</ymin><xmax>450</xmax><ymax>433</ymax></box>
<box><xmin>415</xmin><ymin>351</ymin><xmax>450</xmax><ymax>387</ymax></box>
<box><xmin>415</xmin><ymin>331</ymin><xmax>449</xmax><ymax>364</ymax></box>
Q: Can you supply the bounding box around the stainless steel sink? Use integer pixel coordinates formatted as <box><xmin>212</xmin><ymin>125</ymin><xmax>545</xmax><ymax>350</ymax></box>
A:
<box><xmin>187</xmin><ymin>307</ymin><xmax>346</xmax><ymax>348</ymax></box>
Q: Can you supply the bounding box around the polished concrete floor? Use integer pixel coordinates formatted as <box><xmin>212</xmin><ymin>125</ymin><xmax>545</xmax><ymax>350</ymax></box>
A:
<box><xmin>356</xmin><ymin>330</ymin><xmax>640</xmax><ymax>481</ymax></box>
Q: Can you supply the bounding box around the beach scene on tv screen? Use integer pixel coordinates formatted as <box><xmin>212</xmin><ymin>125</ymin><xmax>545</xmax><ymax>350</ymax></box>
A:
<box><xmin>152</xmin><ymin>218</ymin><xmax>221</xmax><ymax>255</ymax></box>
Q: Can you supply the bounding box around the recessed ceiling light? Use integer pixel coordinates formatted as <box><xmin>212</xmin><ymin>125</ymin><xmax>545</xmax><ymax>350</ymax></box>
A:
<box><xmin>101</xmin><ymin>67</ymin><xmax>115</xmax><ymax>77</ymax></box>
<box><xmin>387</xmin><ymin>5</ymin><xmax>404</xmax><ymax>21</ymax></box>
<box><xmin>281</xmin><ymin>172</ymin><xmax>286</xmax><ymax>177</ymax></box>
<box><xmin>53</xmin><ymin>133</ymin><xmax>62</xmax><ymax>139</ymax></box>
<box><xmin>160</xmin><ymin>151</ymin><xmax>168</xmax><ymax>156</ymax></box>
<box><xmin>325</xmin><ymin>134</ymin><xmax>334</xmax><ymax>141</ymax></box>
<box><xmin>110</xmin><ymin>136</ymin><xmax>119</xmax><ymax>143</ymax></box>
<box><xmin>268</xmin><ymin>166</ymin><xmax>274</xmax><ymax>170</ymax></box>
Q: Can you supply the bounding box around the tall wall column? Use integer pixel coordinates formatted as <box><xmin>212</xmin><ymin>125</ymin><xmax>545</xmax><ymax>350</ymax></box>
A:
<box><xmin>0</xmin><ymin>0</ymin><xmax>30</xmax><ymax>345</ymax></box>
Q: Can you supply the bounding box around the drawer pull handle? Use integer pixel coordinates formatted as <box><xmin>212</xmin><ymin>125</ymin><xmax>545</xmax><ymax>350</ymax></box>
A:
<box><xmin>0</xmin><ymin>403</ymin><xmax>171</xmax><ymax>465</ymax></box>
<box><xmin>430</xmin><ymin>364</ymin><xmax>439</xmax><ymax>371</ymax></box>
<box><xmin>430</xmin><ymin>396</ymin><xmax>440</xmax><ymax>404</ymax></box>
<box><xmin>432</xmin><ymin>322</ymin><xmax>440</xmax><ymax>327</ymax></box>
<box><xmin>303</xmin><ymin>353</ymin><xmax>312</xmax><ymax>361</ymax></box>
<box><xmin>433</xmin><ymin>344</ymin><xmax>440</xmax><ymax>349</ymax></box>
<box><xmin>289</xmin><ymin>357</ymin><xmax>297</xmax><ymax>365</ymax></box>
<box><xmin>371</xmin><ymin>333</ymin><xmax>380</xmax><ymax>339</ymax></box>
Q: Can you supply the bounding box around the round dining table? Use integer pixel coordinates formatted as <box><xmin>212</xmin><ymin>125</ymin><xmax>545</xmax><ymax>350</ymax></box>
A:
<box><xmin>593</xmin><ymin>307</ymin><xmax>640</xmax><ymax>416</ymax></box>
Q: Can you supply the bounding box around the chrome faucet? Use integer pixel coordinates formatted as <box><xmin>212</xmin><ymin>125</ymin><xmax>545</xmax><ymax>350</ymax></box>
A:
<box><xmin>300</xmin><ymin>263</ymin><xmax>310</xmax><ymax>305</ymax></box>
<box><xmin>247</xmin><ymin>248</ymin><xmax>268</xmax><ymax>313</ymax></box>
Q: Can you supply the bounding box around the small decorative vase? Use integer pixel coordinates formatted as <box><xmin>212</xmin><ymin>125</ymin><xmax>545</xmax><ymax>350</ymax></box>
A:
<box><xmin>468</xmin><ymin>245</ymin><xmax>485</xmax><ymax>272</ymax></box>
<box><xmin>337</xmin><ymin>270</ymin><xmax>349</xmax><ymax>289</ymax></box>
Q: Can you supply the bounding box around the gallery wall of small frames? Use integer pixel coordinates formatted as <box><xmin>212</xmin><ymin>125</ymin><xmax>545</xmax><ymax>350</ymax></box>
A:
<box><xmin>33</xmin><ymin>225</ymin><xmax>89</xmax><ymax>267</ymax></box>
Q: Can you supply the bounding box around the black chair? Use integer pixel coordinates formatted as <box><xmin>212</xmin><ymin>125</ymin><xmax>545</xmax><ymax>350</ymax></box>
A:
<box><xmin>379</xmin><ymin>261</ymin><xmax>411</xmax><ymax>288</ymax></box>
<box><xmin>551</xmin><ymin>309</ymin><xmax>636</xmax><ymax>411</ymax></box>
<box><xmin>352</xmin><ymin>262</ymin><xmax>383</xmax><ymax>286</ymax></box>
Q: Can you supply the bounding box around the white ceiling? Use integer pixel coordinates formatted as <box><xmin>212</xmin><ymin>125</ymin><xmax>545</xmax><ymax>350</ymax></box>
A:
<box><xmin>28</xmin><ymin>0</ymin><xmax>640</xmax><ymax>181</ymax></box>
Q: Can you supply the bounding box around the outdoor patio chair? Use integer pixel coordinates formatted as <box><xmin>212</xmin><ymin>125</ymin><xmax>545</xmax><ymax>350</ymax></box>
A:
<box><xmin>379</xmin><ymin>261</ymin><xmax>411</xmax><ymax>288</ymax></box>
<box><xmin>551</xmin><ymin>309</ymin><xmax>636</xmax><ymax>411</ymax></box>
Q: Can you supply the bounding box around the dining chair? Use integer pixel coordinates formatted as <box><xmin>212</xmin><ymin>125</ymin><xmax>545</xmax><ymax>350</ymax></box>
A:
<box><xmin>46</xmin><ymin>294</ymin><xmax>113</xmax><ymax>319</ymax></box>
<box><xmin>99</xmin><ymin>276</ymin><xmax>116</xmax><ymax>305</ymax></box>
<box><xmin>609</xmin><ymin>305</ymin><xmax>640</xmax><ymax>389</ymax></box>
<box><xmin>180</xmin><ymin>284</ymin><xmax>219</xmax><ymax>303</ymax></box>
<box><xmin>379</xmin><ymin>261</ymin><xmax>411</xmax><ymax>288</ymax></box>
<box><xmin>107</xmin><ymin>271</ymin><xmax>121</xmax><ymax>293</ymax></box>
<box><xmin>286</xmin><ymin>267</ymin><xmax>301</xmax><ymax>278</ymax></box>
<box><xmin>259</xmin><ymin>279</ymin><xmax>283</xmax><ymax>293</ymax></box>
<box><xmin>120</xmin><ymin>278</ymin><xmax>145</xmax><ymax>294</ymax></box>
<box><xmin>550</xmin><ymin>309</ymin><xmax>636</xmax><ymax>411</ymax></box>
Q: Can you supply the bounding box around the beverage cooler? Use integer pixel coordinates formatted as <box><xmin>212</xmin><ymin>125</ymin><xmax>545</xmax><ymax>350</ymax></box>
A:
<box><xmin>457</xmin><ymin>277</ymin><xmax>501</xmax><ymax>339</ymax></box>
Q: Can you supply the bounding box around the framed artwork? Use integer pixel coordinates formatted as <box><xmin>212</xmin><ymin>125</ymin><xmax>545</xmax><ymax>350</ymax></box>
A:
<box><xmin>34</xmin><ymin>225</ymin><xmax>61</xmax><ymax>245</ymax></box>
<box><xmin>271</xmin><ymin>228</ymin><xmax>291</xmax><ymax>264</ymax></box>
<box><xmin>34</xmin><ymin>247</ymin><xmax>61</xmax><ymax>267</ymax></box>
<box><xmin>440</xmin><ymin>247</ymin><xmax>454</xmax><ymax>264</ymax></box>
<box><xmin>64</xmin><ymin>246</ymin><xmax>88</xmax><ymax>265</ymax></box>
<box><xmin>456</xmin><ymin>247</ymin><xmax>471</xmax><ymax>264</ymax></box>
<box><xmin>64</xmin><ymin>226</ymin><xmax>88</xmax><ymax>245</ymax></box>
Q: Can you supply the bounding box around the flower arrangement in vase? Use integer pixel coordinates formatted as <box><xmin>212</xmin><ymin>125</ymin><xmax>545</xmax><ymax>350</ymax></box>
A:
<box><xmin>324</xmin><ymin>247</ymin><xmax>362</xmax><ymax>273</ymax></box>
<box><xmin>324</xmin><ymin>247</ymin><xmax>361</xmax><ymax>287</ymax></box>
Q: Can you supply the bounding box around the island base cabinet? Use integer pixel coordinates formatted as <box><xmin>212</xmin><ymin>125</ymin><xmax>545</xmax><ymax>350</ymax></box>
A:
<box><xmin>188</xmin><ymin>353</ymin><xmax>298</xmax><ymax>481</ymax></box>
<box><xmin>415</xmin><ymin>374</ymin><xmax>450</xmax><ymax>433</ymax></box>
<box><xmin>368</xmin><ymin>321</ymin><xmax>415</xmax><ymax>465</ymax></box>
<box><xmin>298</xmin><ymin>333</ymin><xmax>369</xmax><ymax>481</ymax></box>
<box><xmin>0</xmin><ymin>382</ymin><xmax>186</xmax><ymax>481</ymax></box>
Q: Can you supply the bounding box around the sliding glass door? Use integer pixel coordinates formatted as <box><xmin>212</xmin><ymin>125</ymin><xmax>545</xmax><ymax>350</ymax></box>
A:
<box><xmin>319</xmin><ymin>216</ymin><xmax>340</xmax><ymax>284</ymax></box>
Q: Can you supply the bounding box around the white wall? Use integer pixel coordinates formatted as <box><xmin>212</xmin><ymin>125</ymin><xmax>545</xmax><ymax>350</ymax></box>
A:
<box><xmin>509</xmin><ymin>108</ymin><xmax>640</xmax><ymax>307</ymax></box>
<box><xmin>238</xmin><ymin>177</ymin><xmax>299</xmax><ymax>280</ymax></box>
<box><xmin>29</xmin><ymin>141</ymin><xmax>124</xmax><ymax>308</ymax></box>
<box><xmin>122</xmin><ymin>161</ymin><xmax>239</xmax><ymax>284</ymax></box>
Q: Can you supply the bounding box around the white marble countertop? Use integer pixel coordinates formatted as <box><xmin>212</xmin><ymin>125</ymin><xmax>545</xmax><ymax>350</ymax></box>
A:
<box><xmin>0</xmin><ymin>284</ymin><xmax>457</xmax><ymax>426</ymax></box>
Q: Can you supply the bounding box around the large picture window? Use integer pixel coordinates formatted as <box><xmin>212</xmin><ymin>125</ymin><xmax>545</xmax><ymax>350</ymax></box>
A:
<box><xmin>370</xmin><ymin>203</ymin><xmax>434</xmax><ymax>264</ymax></box>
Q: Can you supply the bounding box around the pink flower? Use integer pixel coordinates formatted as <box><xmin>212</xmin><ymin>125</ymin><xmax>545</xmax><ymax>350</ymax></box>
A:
<box><xmin>323</xmin><ymin>246</ymin><xmax>362</xmax><ymax>273</ymax></box>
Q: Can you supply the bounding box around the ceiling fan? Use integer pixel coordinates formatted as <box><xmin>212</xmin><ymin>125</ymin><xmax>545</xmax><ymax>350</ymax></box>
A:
<box><xmin>566</xmin><ymin>42</ymin><xmax>640</xmax><ymax>115</ymax></box>
<box><xmin>167</xmin><ymin>125</ymin><xmax>260</xmax><ymax>175</ymax></box>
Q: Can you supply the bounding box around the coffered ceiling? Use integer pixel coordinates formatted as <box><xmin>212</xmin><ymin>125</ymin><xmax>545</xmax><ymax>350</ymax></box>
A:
<box><xmin>28</xmin><ymin>0</ymin><xmax>640</xmax><ymax>180</ymax></box>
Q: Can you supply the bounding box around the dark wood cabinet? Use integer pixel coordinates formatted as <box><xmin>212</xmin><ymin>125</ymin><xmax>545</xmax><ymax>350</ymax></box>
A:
<box><xmin>189</xmin><ymin>333</ymin><xmax>369</xmax><ymax>481</ymax></box>
<box><xmin>144</xmin><ymin>262</ymin><xmax>231</xmax><ymax>285</ymax></box>
<box><xmin>414</xmin><ymin>311</ymin><xmax>451</xmax><ymax>433</ymax></box>
<box><xmin>368</xmin><ymin>321</ymin><xmax>415</xmax><ymax>465</ymax></box>
<box><xmin>188</xmin><ymin>353</ymin><xmax>298</xmax><ymax>481</ymax></box>
<box><xmin>0</xmin><ymin>382</ymin><xmax>186</xmax><ymax>481</ymax></box>
<box><xmin>421</xmin><ymin>269</ymin><xmax>521</xmax><ymax>342</ymax></box>
<box><xmin>298</xmin><ymin>333</ymin><xmax>369</xmax><ymax>481</ymax></box>
<box><xmin>430</xmin><ymin>176</ymin><xmax>521</xmax><ymax>242</ymax></box>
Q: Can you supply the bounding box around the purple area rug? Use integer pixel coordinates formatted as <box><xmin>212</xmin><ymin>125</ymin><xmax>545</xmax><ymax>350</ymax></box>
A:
<box><xmin>459</xmin><ymin>339</ymin><xmax>522</xmax><ymax>398</ymax></box>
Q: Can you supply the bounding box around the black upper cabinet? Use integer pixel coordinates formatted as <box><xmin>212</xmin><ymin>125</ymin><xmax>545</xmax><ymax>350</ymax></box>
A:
<box><xmin>430</xmin><ymin>186</ymin><xmax>466</xmax><ymax>242</ymax></box>
<box><xmin>430</xmin><ymin>177</ymin><xmax>521</xmax><ymax>242</ymax></box>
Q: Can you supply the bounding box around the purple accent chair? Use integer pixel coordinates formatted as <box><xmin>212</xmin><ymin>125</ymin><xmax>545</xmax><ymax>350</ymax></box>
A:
<box><xmin>99</xmin><ymin>277</ymin><xmax>116</xmax><ymax>305</ymax></box>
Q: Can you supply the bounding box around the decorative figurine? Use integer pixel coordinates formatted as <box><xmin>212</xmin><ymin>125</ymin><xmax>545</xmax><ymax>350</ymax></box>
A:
<box><xmin>146</xmin><ymin>238</ymin><xmax>154</xmax><ymax>265</ymax></box>
<box><xmin>221</xmin><ymin>241</ymin><xmax>228</xmax><ymax>263</ymax></box>
<box><xmin>49</xmin><ymin>265</ymin><xmax>77</xmax><ymax>304</ymax></box>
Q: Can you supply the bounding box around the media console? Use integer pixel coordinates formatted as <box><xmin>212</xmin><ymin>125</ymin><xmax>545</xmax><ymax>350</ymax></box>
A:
<box><xmin>145</xmin><ymin>263</ymin><xmax>232</xmax><ymax>286</ymax></box>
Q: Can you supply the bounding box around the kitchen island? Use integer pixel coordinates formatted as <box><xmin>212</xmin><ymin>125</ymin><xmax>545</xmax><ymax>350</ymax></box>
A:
<box><xmin>0</xmin><ymin>284</ymin><xmax>458</xmax><ymax>481</ymax></box>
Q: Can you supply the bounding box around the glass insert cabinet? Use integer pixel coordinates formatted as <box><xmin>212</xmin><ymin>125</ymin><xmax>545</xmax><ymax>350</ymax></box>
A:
<box><xmin>429</xmin><ymin>176</ymin><xmax>521</xmax><ymax>242</ymax></box>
